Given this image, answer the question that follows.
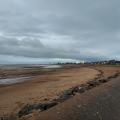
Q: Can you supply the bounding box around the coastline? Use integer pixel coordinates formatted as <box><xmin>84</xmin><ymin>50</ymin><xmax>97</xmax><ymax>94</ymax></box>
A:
<box><xmin>0</xmin><ymin>65</ymin><xmax>120</xmax><ymax>119</ymax></box>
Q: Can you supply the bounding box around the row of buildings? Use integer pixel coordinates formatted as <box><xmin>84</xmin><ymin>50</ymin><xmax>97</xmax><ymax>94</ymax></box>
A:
<box><xmin>86</xmin><ymin>60</ymin><xmax>120</xmax><ymax>65</ymax></box>
<box><xmin>57</xmin><ymin>60</ymin><xmax>120</xmax><ymax>65</ymax></box>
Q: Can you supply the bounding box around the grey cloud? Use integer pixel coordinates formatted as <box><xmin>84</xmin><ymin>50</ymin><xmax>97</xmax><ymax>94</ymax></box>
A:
<box><xmin>0</xmin><ymin>36</ymin><xmax>107</xmax><ymax>61</ymax></box>
<box><xmin>0</xmin><ymin>0</ymin><xmax>120</xmax><ymax>63</ymax></box>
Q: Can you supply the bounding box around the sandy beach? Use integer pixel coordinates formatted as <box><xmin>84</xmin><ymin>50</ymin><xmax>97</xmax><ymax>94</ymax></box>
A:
<box><xmin>0</xmin><ymin>65</ymin><xmax>120</xmax><ymax>120</ymax></box>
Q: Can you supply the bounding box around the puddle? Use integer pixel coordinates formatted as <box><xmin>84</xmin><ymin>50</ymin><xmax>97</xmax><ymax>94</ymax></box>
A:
<box><xmin>42</xmin><ymin>65</ymin><xmax>62</xmax><ymax>69</ymax></box>
<box><xmin>0</xmin><ymin>77</ymin><xmax>32</xmax><ymax>85</ymax></box>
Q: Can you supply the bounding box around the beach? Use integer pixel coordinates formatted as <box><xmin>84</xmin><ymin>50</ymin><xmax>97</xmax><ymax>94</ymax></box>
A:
<box><xmin>0</xmin><ymin>64</ymin><xmax>120</xmax><ymax>120</ymax></box>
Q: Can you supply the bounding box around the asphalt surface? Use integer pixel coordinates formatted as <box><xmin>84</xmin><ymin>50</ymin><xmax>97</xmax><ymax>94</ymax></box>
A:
<box><xmin>38</xmin><ymin>76</ymin><xmax>120</xmax><ymax>120</ymax></box>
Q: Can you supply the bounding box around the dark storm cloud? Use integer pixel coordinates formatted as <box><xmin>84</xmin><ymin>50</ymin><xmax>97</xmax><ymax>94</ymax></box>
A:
<box><xmin>0</xmin><ymin>0</ymin><xmax>120</xmax><ymax>63</ymax></box>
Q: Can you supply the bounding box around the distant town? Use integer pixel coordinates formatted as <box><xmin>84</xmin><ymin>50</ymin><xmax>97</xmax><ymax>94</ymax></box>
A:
<box><xmin>57</xmin><ymin>60</ymin><xmax>120</xmax><ymax>65</ymax></box>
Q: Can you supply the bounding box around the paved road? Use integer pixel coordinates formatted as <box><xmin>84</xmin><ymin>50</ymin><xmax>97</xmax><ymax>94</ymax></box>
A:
<box><xmin>38</xmin><ymin>76</ymin><xmax>120</xmax><ymax>120</ymax></box>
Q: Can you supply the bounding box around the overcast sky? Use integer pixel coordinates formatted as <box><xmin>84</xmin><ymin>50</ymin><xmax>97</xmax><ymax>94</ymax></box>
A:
<box><xmin>0</xmin><ymin>0</ymin><xmax>120</xmax><ymax>64</ymax></box>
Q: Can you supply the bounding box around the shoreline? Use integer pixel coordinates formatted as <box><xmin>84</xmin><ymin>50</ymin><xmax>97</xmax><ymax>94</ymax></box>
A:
<box><xmin>0</xmin><ymin>66</ymin><xmax>99</xmax><ymax>116</ymax></box>
<box><xmin>0</xmin><ymin>65</ymin><xmax>120</xmax><ymax>119</ymax></box>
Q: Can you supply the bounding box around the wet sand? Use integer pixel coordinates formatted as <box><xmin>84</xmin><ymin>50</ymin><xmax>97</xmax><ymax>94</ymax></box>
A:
<box><xmin>0</xmin><ymin>65</ymin><xmax>120</xmax><ymax>119</ymax></box>
<box><xmin>0</xmin><ymin>66</ymin><xmax>98</xmax><ymax>116</ymax></box>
